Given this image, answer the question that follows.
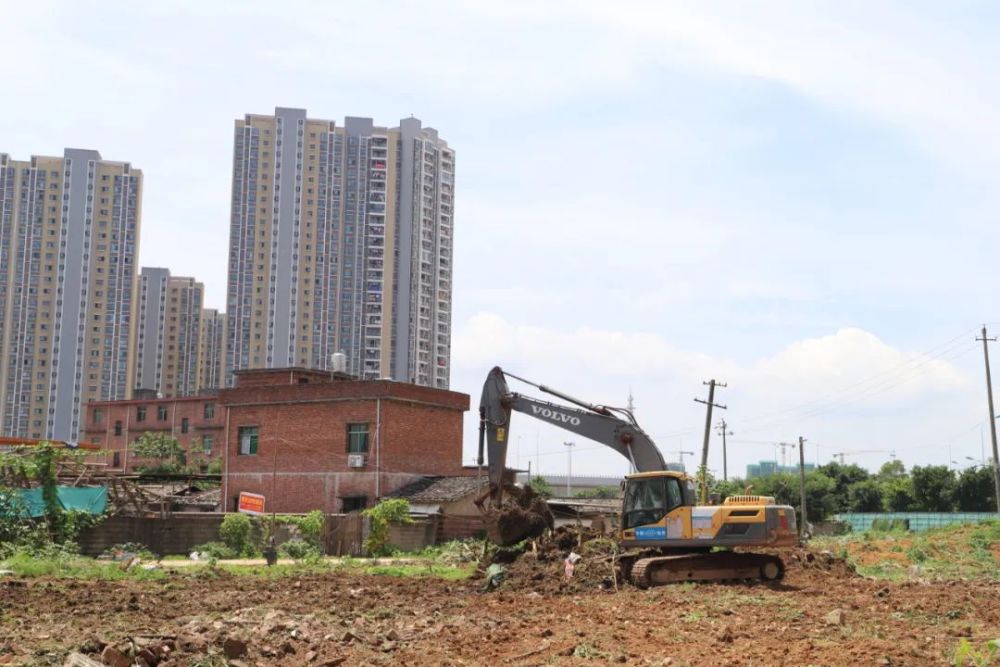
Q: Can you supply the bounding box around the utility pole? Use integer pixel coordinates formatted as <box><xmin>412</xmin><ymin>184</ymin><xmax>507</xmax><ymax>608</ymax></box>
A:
<box><xmin>798</xmin><ymin>436</ymin><xmax>808</xmax><ymax>538</ymax></box>
<box><xmin>694</xmin><ymin>380</ymin><xmax>727</xmax><ymax>503</ymax></box>
<box><xmin>977</xmin><ymin>325</ymin><xmax>1000</xmax><ymax>515</ymax></box>
<box><xmin>563</xmin><ymin>441</ymin><xmax>575</xmax><ymax>497</ymax></box>
<box><xmin>716</xmin><ymin>419</ymin><xmax>733</xmax><ymax>481</ymax></box>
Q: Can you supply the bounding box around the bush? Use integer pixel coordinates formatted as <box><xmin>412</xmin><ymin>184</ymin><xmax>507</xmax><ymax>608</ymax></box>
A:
<box><xmin>278</xmin><ymin>538</ymin><xmax>321</xmax><ymax>560</ymax></box>
<box><xmin>279</xmin><ymin>510</ymin><xmax>325</xmax><ymax>550</ymax></box>
<box><xmin>220</xmin><ymin>513</ymin><xmax>257</xmax><ymax>556</ymax></box>
<box><xmin>191</xmin><ymin>541</ymin><xmax>238</xmax><ymax>559</ymax></box>
<box><xmin>362</xmin><ymin>498</ymin><xmax>412</xmax><ymax>556</ymax></box>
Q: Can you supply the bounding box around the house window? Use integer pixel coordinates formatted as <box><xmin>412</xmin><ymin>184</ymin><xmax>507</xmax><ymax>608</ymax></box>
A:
<box><xmin>114</xmin><ymin>420</ymin><xmax>122</xmax><ymax>436</ymax></box>
<box><xmin>346</xmin><ymin>423</ymin><xmax>369</xmax><ymax>453</ymax></box>
<box><xmin>112</xmin><ymin>451</ymin><xmax>120</xmax><ymax>467</ymax></box>
<box><xmin>204</xmin><ymin>403</ymin><xmax>215</xmax><ymax>419</ymax></box>
<box><xmin>181</xmin><ymin>417</ymin><xmax>189</xmax><ymax>434</ymax></box>
<box><xmin>136</xmin><ymin>406</ymin><xmax>146</xmax><ymax>422</ymax></box>
<box><xmin>92</xmin><ymin>407</ymin><xmax>103</xmax><ymax>424</ymax></box>
<box><xmin>202</xmin><ymin>434</ymin><xmax>213</xmax><ymax>455</ymax></box>
<box><xmin>238</xmin><ymin>426</ymin><xmax>258</xmax><ymax>455</ymax></box>
<box><xmin>157</xmin><ymin>405</ymin><xmax>168</xmax><ymax>421</ymax></box>
<box><xmin>341</xmin><ymin>496</ymin><xmax>367</xmax><ymax>512</ymax></box>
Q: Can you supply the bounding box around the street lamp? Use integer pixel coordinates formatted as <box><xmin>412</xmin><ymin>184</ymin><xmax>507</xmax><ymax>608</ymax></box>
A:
<box><xmin>563</xmin><ymin>441</ymin><xmax>575</xmax><ymax>496</ymax></box>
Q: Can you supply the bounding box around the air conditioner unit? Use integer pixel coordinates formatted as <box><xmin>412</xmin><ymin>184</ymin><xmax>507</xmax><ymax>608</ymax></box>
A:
<box><xmin>347</xmin><ymin>454</ymin><xmax>367</xmax><ymax>468</ymax></box>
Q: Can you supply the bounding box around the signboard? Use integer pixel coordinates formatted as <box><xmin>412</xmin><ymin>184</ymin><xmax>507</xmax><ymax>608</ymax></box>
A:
<box><xmin>238</xmin><ymin>492</ymin><xmax>266</xmax><ymax>515</ymax></box>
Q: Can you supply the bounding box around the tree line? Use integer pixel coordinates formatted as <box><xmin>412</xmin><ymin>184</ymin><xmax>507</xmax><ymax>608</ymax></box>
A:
<box><xmin>715</xmin><ymin>460</ymin><xmax>998</xmax><ymax>522</ymax></box>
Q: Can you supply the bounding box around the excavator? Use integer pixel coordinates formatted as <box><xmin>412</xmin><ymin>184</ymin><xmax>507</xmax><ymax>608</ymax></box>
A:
<box><xmin>475</xmin><ymin>366</ymin><xmax>798</xmax><ymax>586</ymax></box>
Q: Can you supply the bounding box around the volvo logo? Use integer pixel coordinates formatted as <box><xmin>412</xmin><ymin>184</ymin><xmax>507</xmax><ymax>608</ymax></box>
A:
<box><xmin>530</xmin><ymin>405</ymin><xmax>581</xmax><ymax>426</ymax></box>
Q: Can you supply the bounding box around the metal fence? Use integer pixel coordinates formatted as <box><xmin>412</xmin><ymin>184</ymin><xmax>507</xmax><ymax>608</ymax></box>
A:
<box><xmin>834</xmin><ymin>512</ymin><xmax>997</xmax><ymax>533</ymax></box>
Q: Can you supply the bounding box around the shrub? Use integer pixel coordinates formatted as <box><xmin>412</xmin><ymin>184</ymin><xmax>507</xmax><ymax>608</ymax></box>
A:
<box><xmin>278</xmin><ymin>538</ymin><xmax>321</xmax><ymax>560</ymax></box>
<box><xmin>362</xmin><ymin>498</ymin><xmax>412</xmax><ymax>556</ymax></box>
<box><xmin>191</xmin><ymin>541</ymin><xmax>238</xmax><ymax>559</ymax></box>
<box><xmin>219</xmin><ymin>513</ymin><xmax>257</xmax><ymax>556</ymax></box>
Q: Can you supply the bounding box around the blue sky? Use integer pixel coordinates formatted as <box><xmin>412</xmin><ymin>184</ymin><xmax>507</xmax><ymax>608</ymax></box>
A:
<box><xmin>3</xmin><ymin>1</ymin><xmax>999</xmax><ymax>478</ymax></box>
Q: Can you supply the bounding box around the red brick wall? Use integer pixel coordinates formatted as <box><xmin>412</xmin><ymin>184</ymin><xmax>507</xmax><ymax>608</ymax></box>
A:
<box><xmin>221</xmin><ymin>384</ymin><xmax>469</xmax><ymax>513</ymax></box>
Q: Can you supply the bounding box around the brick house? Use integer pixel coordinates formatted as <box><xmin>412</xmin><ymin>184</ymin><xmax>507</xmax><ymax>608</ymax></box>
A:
<box><xmin>221</xmin><ymin>368</ymin><xmax>469</xmax><ymax>513</ymax></box>
<box><xmin>82</xmin><ymin>368</ymin><xmax>470</xmax><ymax>513</ymax></box>
<box><xmin>83</xmin><ymin>390</ymin><xmax>224</xmax><ymax>472</ymax></box>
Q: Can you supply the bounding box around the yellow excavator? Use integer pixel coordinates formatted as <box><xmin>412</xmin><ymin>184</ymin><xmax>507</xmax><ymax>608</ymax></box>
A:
<box><xmin>476</xmin><ymin>367</ymin><xmax>798</xmax><ymax>586</ymax></box>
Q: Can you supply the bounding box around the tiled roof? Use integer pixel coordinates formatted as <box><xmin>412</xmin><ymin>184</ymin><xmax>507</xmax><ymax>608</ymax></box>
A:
<box><xmin>389</xmin><ymin>476</ymin><xmax>486</xmax><ymax>504</ymax></box>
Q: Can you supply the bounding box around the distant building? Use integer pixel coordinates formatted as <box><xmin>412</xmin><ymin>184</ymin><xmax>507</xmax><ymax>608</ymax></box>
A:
<box><xmin>746</xmin><ymin>460</ymin><xmax>816</xmax><ymax>479</ymax></box>
<box><xmin>225</xmin><ymin>108</ymin><xmax>455</xmax><ymax>389</ymax></box>
<box><xmin>197</xmin><ymin>309</ymin><xmax>226</xmax><ymax>391</ymax></box>
<box><xmin>134</xmin><ymin>268</ymin><xmax>204</xmax><ymax>397</ymax></box>
<box><xmin>0</xmin><ymin>149</ymin><xmax>141</xmax><ymax>440</ymax></box>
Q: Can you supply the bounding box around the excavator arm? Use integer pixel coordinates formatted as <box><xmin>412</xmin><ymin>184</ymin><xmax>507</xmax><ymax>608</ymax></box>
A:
<box><xmin>478</xmin><ymin>366</ymin><xmax>666</xmax><ymax>496</ymax></box>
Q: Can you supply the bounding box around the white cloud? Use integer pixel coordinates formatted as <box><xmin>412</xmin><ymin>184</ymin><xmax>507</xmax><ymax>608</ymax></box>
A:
<box><xmin>452</xmin><ymin>314</ymin><xmax>979</xmax><ymax>475</ymax></box>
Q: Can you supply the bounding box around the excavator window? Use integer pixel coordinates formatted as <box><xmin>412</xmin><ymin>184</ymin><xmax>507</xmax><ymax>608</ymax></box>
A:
<box><xmin>622</xmin><ymin>476</ymin><xmax>684</xmax><ymax>529</ymax></box>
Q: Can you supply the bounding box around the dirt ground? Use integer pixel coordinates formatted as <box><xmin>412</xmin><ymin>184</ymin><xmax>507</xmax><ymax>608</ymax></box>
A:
<box><xmin>2</xmin><ymin>550</ymin><xmax>999</xmax><ymax>667</ymax></box>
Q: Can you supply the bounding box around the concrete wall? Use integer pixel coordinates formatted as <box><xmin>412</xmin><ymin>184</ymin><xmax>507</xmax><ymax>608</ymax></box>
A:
<box><xmin>77</xmin><ymin>512</ymin><xmax>225</xmax><ymax>557</ymax></box>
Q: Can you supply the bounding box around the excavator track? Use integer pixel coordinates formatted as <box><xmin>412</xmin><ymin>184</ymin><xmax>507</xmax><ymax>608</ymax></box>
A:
<box><xmin>629</xmin><ymin>552</ymin><xmax>785</xmax><ymax>588</ymax></box>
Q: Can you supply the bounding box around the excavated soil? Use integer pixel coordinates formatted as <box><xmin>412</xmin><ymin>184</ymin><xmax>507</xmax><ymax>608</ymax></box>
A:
<box><xmin>2</xmin><ymin>545</ymin><xmax>999</xmax><ymax>666</ymax></box>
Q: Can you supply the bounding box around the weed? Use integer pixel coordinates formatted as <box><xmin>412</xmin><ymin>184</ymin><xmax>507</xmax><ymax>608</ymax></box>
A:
<box><xmin>682</xmin><ymin>611</ymin><xmax>705</xmax><ymax>623</ymax></box>
<box><xmin>573</xmin><ymin>644</ymin><xmax>607</xmax><ymax>659</ymax></box>
<box><xmin>953</xmin><ymin>637</ymin><xmax>999</xmax><ymax>666</ymax></box>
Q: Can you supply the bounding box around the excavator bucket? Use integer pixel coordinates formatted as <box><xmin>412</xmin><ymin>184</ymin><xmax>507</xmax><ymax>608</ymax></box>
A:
<box><xmin>479</xmin><ymin>481</ymin><xmax>554</xmax><ymax>546</ymax></box>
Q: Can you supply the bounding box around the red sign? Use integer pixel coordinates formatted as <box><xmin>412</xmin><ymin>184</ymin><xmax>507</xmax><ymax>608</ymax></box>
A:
<box><xmin>238</xmin><ymin>492</ymin><xmax>265</xmax><ymax>515</ymax></box>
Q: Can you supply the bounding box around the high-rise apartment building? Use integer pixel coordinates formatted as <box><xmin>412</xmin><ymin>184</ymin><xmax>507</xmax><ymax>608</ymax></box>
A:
<box><xmin>197</xmin><ymin>308</ymin><xmax>226</xmax><ymax>391</ymax></box>
<box><xmin>0</xmin><ymin>149</ymin><xmax>141</xmax><ymax>440</ymax></box>
<box><xmin>226</xmin><ymin>108</ymin><xmax>455</xmax><ymax>388</ymax></box>
<box><xmin>134</xmin><ymin>268</ymin><xmax>204</xmax><ymax>397</ymax></box>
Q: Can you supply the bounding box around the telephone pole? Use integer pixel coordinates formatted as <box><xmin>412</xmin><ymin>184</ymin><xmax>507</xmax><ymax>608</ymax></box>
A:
<box><xmin>716</xmin><ymin>419</ymin><xmax>733</xmax><ymax>481</ymax></box>
<box><xmin>695</xmin><ymin>380</ymin><xmax>727</xmax><ymax>503</ymax></box>
<box><xmin>798</xmin><ymin>436</ymin><xmax>808</xmax><ymax>537</ymax></box>
<box><xmin>977</xmin><ymin>326</ymin><xmax>1000</xmax><ymax>515</ymax></box>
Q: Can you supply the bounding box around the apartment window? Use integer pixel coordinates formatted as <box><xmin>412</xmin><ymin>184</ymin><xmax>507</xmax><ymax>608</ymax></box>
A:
<box><xmin>346</xmin><ymin>423</ymin><xmax>369</xmax><ymax>453</ymax></box>
<box><xmin>136</xmin><ymin>406</ymin><xmax>146</xmax><ymax>422</ymax></box>
<box><xmin>114</xmin><ymin>420</ymin><xmax>122</xmax><ymax>436</ymax></box>
<box><xmin>181</xmin><ymin>417</ymin><xmax>189</xmax><ymax>434</ymax></box>
<box><xmin>157</xmin><ymin>405</ymin><xmax>168</xmax><ymax>421</ymax></box>
<box><xmin>92</xmin><ymin>407</ymin><xmax>103</xmax><ymax>424</ymax></box>
<box><xmin>202</xmin><ymin>434</ymin><xmax>213</xmax><ymax>455</ymax></box>
<box><xmin>203</xmin><ymin>403</ymin><xmax>215</xmax><ymax>419</ymax></box>
<box><xmin>238</xmin><ymin>426</ymin><xmax>258</xmax><ymax>455</ymax></box>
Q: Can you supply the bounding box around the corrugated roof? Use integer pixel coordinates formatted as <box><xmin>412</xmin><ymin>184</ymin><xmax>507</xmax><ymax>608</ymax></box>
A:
<box><xmin>389</xmin><ymin>476</ymin><xmax>486</xmax><ymax>504</ymax></box>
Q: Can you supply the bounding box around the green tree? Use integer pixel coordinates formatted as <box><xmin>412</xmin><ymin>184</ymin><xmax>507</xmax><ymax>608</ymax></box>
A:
<box><xmin>131</xmin><ymin>432</ymin><xmax>187</xmax><ymax>474</ymax></box>
<box><xmin>712</xmin><ymin>478</ymin><xmax>747</xmax><ymax>501</ymax></box>
<box><xmin>910</xmin><ymin>465</ymin><xmax>956</xmax><ymax>512</ymax></box>
<box><xmin>818</xmin><ymin>462</ymin><xmax>869</xmax><ymax>512</ymax></box>
<box><xmin>876</xmin><ymin>459</ymin><xmax>906</xmax><ymax>480</ymax></box>
<box><xmin>953</xmin><ymin>466</ymin><xmax>996</xmax><ymax>511</ymax></box>
<box><xmin>882</xmin><ymin>475</ymin><xmax>916</xmax><ymax>511</ymax></box>
<box><xmin>847</xmin><ymin>479</ymin><xmax>884</xmax><ymax>512</ymax></box>
<box><xmin>527</xmin><ymin>476</ymin><xmax>553</xmax><ymax>498</ymax></box>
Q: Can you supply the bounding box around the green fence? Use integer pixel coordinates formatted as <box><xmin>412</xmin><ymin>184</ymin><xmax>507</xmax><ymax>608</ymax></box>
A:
<box><xmin>834</xmin><ymin>512</ymin><xmax>997</xmax><ymax>532</ymax></box>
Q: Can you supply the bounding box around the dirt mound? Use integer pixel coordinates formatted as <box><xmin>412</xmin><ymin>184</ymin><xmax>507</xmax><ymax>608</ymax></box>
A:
<box><xmin>781</xmin><ymin>547</ymin><xmax>858</xmax><ymax>579</ymax></box>
<box><xmin>482</xmin><ymin>525</ymin><xmax>619</xmax><ymax>594</ymax></box>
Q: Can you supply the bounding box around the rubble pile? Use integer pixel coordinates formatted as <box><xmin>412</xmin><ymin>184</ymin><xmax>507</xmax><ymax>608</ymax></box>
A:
<box><xmin>67</xmin><ymin>605</ymin><xmax>434</xmax><ymax>667</ymax></box>
<box><xmin>481</xmin><ymin>525</ymin><xmax>621</xmax><ymax>594</ymax></box>
<box><xmin>782</xmin><ymin>548</ymin><xmax>858</xmax><ymax>578</ymax></box>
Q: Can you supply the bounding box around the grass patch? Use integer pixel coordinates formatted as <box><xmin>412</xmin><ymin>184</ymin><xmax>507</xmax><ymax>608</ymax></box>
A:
<box><xmin>0</xmin><ymin>552</ymin><xmax>166</xmax><ymax>581</ymax></box>
<box><xmin>815</xmin><ymin>521</ymin><xmax>1000</xmax><ymax>581</ymax></box>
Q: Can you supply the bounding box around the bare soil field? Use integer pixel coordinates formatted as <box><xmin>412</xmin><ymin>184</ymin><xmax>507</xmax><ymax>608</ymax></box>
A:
<box><xmin>2</xmin><ymin>547</ymin><xmax>998</xmax><ymax>667</ymax></box>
